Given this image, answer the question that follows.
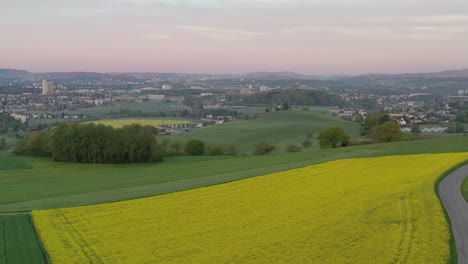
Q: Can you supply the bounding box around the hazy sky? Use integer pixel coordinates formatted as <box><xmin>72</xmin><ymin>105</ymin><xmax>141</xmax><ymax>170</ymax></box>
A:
<box><xmin>1</xmin><ymin>0</ymin><xmax>467</xmax><ymax>74</ymax></box>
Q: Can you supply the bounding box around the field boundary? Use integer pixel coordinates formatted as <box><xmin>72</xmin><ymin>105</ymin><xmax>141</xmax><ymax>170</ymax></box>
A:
<box><xmin>1</xmin><ymin>217</ymin><xmax>9</xmax><ymax>264</ymax></box>
<box><xmin>30</xmin><ymin>214</ymin><xmax>51</xmax><ymax>264</ymax></box>
<box><xmin>434</xmin><ymin>160</ymin><xmax>468</xmax><ymax>264</ymax></box>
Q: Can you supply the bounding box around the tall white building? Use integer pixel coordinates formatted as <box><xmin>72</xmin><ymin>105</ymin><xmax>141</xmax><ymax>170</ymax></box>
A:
<box><xmin>42</xmin><ymin>80</ymin><xmax>54</xmax><ymax>95</ymax></box>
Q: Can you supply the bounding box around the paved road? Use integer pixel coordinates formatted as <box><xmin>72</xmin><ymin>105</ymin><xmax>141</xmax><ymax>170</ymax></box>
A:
<box><xmin>439</xmin><ymin>165</ymin><xmax>468</xmax><ymax>264</ymax></box>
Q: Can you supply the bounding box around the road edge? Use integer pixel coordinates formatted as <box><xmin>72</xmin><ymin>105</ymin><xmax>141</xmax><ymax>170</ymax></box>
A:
<box><xmin>435</xmin><ymin>160</ymin><xmax>468</xmax><ymax>264</ymax></box>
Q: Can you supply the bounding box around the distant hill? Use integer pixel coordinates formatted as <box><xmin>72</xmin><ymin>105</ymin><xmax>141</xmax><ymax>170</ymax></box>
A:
<box><xmin>1</xmin><ymin>68</ymin><xmax>467</xmax><ymax>84</ymax></box>
<box><xmin>354</xmin><ymin>68</ymin><xmax>468</xmax><ymax>80</ymax></box>
<box><xmin>243</xmin><ymin>71</ymin><xmax>317</xmax><ymax>80</ymax></box>
<box><xmin>0</xmin><ymin>69</ymin><xmax>29</xmax><ymax>77</ymax></box>
<box><xmin>37</xmin><ymin>72</ymin><xmax>140</xmax><ymax>82</ymax></box>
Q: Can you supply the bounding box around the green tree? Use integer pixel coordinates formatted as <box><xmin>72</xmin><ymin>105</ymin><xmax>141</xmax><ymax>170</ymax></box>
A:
<box><xmin>447</xmin><ymin>122</ymin><xmax>465</xmax><ymax>133</ymax></box>
<box><xmin>184</xmin><ymin>139</ymin><xmax>205</xmax><ymax>156</ymax></box>
<box><xmin>170</xmin><ymin>141</ymin><xmax>183</xmax><ymax>153</ymax></box>
<box><xmin>361</xmin><ymin>113</ymin><xmax>391</xmax><ymax>135</ymax></box>
<box><xmin>372</xmin><ymin>121</ymin><xmax>404</xmax><ymax>142</ymax></box>
<box><xmin>456</xmin><ymin>111</ymin><xmax>466</xmax><ymax>123</ymax></box>
<box><xmin>209</xmin><ymin>147</ymin><xmax>224</xmax><ymax>156</ymax></box>
<box><xmin>160</xmin><ymin>138</ymin><xmax>170</xmax><ymax>152</ymax></box>
<box><xmin>456</xmin><ymin>122</ymin><xmax>465</xmax><ymax>133</ymax></box>
<box><xmin>411</xmin><ymin>125</ymin><xmax>422</xmax><ymax>136</ymax></box>
<box><xmin>286</xmin><ymin>144</ymin><xmax>302</xmax><ymax>152</ymax></box>
<box><xmin>302</xmin><ymin>139</ymin><xmax>312</xmax><ymax>149</ymax></box>
<box><xmin>317</xmin><ymin>127</ymin><xmax>351</xmax><ymax>149</ymax></box>
<box><xmin>0</xmin><ymin>137</ymin><xmax>6</xmax><ymax>151</ymax></box>
<box><xmin>255</xmin><ymin>143</ymin><xmax>277</xmax><ymax>155</ymax></box>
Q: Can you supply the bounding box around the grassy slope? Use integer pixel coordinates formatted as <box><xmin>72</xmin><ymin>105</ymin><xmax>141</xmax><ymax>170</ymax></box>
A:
<box><xmin>462</xmin><ymin>176</ymin><xmax>468</xmax><ymax>202</ymax></box>
<box><xmin>0</xmin><ymin>215</ymin><xmax>46</xmax><ymax>264</ymax></box>
<box><xmin>2</xmin><ymin>136</ymin><xmax>468</xmax><ymax>213</ymax></box>
<box><xmin>171</xmin><ymin>110</ymin><xmax>360</xmax><ymax>154</ymax></box>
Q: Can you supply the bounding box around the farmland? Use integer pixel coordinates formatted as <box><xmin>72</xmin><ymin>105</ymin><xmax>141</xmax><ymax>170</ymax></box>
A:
<box><xmin>2</xmin><ymin>136</ymin><xmax>468</xmax><ymax>213</ymax></box>
<box><xmin>171</xmin><ymin>110</ymin><xmax>360</xmax><ymax>154</ymax></box>
<box><xmin>0</xmin><ymin>214</ymin><xmax>46</xmax><ymax>264</ymax></box>
<box><xmin>87</xmin><ymin>118</ymin><xmax>192</xmax><ymax>128</ymax></box>
<box><xmin>33</xmin><ymin>153</ymin><xmax>467</xmax><ymax>263</ymax></box>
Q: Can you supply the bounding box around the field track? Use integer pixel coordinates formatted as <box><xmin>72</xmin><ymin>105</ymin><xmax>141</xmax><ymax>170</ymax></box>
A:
<box><xmin>439</xmin><ymin>165</ymin><xmax>468</xmax><ymax>263</ymax></box>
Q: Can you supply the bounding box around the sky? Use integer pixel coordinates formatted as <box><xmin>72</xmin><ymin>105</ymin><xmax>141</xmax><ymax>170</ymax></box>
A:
<box><xmin>1</xmin><ymin>0</ymin><xmax>468</xmax><ymax>75</ymax></box>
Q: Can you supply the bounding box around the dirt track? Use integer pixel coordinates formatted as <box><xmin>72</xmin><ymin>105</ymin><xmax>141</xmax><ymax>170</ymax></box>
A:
<box><xmin>439</xmin><ymin>165</ymin><xmax>468</xmax><ymax>264</ymax></box>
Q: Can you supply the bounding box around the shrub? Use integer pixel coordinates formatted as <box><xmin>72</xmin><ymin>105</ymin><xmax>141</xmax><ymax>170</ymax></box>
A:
<box><xmin>255</xmin><ymin>143</ymin><xmax>276</xmax><ymax>155</ymax></box>
<box><xmin>302</xmin><ymin>139</ymin><xmax>312</xmax><ymax>149</ymax></box>
<box><xmin>224</xmin><ymin>144</ymin><xmax>238</xmax><ymax>156</ymax></box>
<box><xmin>209</xmin><ymin>147</ymin><xmax>224</xmax><ymax>156</ymax></box>
<box><xmin>372</xmin><ymin>121</ymin><xmax>404</xmax><ymax>142</ymax></box>
<box><xmin>317</xmin><ymin>127</ymin><xmax>351</xmax><ymax>149</ymax></box>
<box><xmin>184</xmin><ymin>139</ymin><xmax>205</xmax><ymax>156</ymax></box>
<box><xmin>286</xmin><ymin>144</ymin><xmax>302</xmax><ymax>152</ymax></box>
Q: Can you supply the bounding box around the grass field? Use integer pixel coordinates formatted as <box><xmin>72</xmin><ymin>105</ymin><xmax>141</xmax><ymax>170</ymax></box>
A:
<box><xmin>0</xmin><ymin>151</ymin><xmax>32</xmax><ymax>170</ymax></box>
<box><xmin>2</xmin><ymin>136</ymin><xmax>468</xmax><ymax>213</ymax></box>
<box><xmin>0</xmin><ymin>214</ymin><xmax>46</xmax><ymax>264</ymax></box>
<box><xmin>462</xmin><ymin>176</ymin><xmax>468</xmax><ymax>202</ymax></box>
<box><xmin>87</xmin><ymin>118</ymin><xmax>192</xmax><ymax>128</ymax></box>
<box><xmin>33</xmin><ymin>153</ymin><xmax>467</xmax><ymax>263</ymax></box>
<box><xmin>171</xmin><ymin>110</ymin><xmax>360</xmax><ymax>154</ymax></box>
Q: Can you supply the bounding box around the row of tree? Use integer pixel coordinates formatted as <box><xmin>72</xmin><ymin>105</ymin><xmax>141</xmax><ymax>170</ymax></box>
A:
<box><xmin>317</xmin><ymin>120</ymin><xmax>405</xmax><ymax>149</ymax></box>
<box><xmin>14</xmin><ymin>123</ymin><xmax>162</xmax><ymax>163</ymax></box>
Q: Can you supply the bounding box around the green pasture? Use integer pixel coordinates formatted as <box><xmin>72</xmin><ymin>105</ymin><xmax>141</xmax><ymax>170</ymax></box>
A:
<box><xmin>2</xmin><ymin>136</ymin><xmax>468</xmax><ymax>213</ymax></box>
<box><xmin>0</xmin><ymin>214</ymin><xmax>46</xmax><ymax>264</ymax></box>
<box><xmin>171</xmin><ymin>110</ymin><xmax>360</xmax><ymax>154</ymax></box>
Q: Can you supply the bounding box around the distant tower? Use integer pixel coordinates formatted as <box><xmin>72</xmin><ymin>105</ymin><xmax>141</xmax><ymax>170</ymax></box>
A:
<box><xmin>42</xmin><ymin>80</ymin><xmax>54</xmax><ymax>95</ymax></box>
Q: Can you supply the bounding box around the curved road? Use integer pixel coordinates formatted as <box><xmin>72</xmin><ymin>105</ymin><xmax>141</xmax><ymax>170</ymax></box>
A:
<box><xmin>439</xmin><ymin>165</ymin><xmax>468</xmax><ymax>264</ymax></box>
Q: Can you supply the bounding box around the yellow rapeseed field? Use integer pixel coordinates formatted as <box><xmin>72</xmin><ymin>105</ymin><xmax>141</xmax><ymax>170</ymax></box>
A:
<box><xmin>87</xmin><ymin>119</ymin><xmax>192</xmax><ymax>128</ymax></box>
<box><xmin>32</xmin><ymin>153</ymin><xmax>467</xmax><ymax>263</ymax></box>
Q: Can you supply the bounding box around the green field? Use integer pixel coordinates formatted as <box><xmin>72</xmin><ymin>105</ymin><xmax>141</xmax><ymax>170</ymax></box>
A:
<box><xmin>0</xmin><ymin>214</ymin><xmax>46</xmax><ymax>264</ymax></box>
<box><xmin>462</xmin><ymin>176</ymin><xmax>468</xmax><ymax>202</ymax></box>
<box><xmin>171</xmin><ymin>110</ymin><xmax>360</xmax><ymax>154</ymax></box>
<box><xmin>0</xmin><ymin>151</ymin><xmax>31</xmax><ymax>170</ymax></box>
<box><xmin>2</xmin><ymin>110</ymin><xmax>468</xmax><ymax>263</ymax></box>
<box><xmin>2</xmin><ymin>136</ymin><xmax>468</xmax><ymax>213</ymax></box>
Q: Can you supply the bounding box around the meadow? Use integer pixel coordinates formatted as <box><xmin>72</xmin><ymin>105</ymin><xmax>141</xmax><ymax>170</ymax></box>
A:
<box><xmin>2</xmin><ymin>136</ymin><xmax>468</xmax><ymax>213</ymax></box>
<box><xmin>2</xmin><ymin>110</ymin><xmax>468</xmax><ymax>263</ymax></box>
<box><xmin>86</xmin><ymin>118</ymin><xmax>192</xmax><ymax>128</ymax></box>
<box><xmin>33</xmin><ymin>153</ymin><xmax>468</xmax><ymax>263</ymax></box>
<box><xmin>0</xmin><ymin>214</ymin><xmax>46</xmax><ymax>264</ymax></box>
<box><xmin>171</xmin><ymin>110</ymin><xmax>360</xmax><ymax>154</ymax></box>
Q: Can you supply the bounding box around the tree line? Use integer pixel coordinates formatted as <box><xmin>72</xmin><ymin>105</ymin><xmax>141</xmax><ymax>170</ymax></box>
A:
<box><xmin>14</xmin><ymin>123</ymin><xmax>162</xmax><ymax>164</ymax></box>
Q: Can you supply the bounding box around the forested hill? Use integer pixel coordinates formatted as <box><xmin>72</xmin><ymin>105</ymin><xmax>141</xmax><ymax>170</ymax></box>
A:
<box><xmin>241</xmin><ymin>89</ymin><xmax>345</xmax><ymax>106</ymax></box>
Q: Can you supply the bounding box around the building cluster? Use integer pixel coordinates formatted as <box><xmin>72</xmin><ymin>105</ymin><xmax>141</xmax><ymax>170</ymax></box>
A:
<box><xmin>330</xmin><ymin>90</ymin><xmax>468</xmax><ymax>131</ymax></box>
<box><xmin>2</xmin><ymin>76</ymin><xmax>467</xmax><ymax>135</ymax></box>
